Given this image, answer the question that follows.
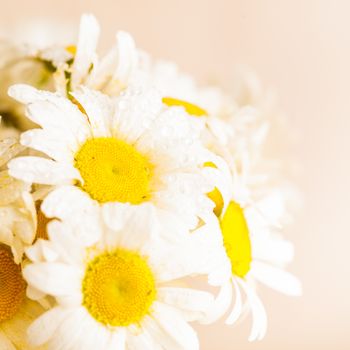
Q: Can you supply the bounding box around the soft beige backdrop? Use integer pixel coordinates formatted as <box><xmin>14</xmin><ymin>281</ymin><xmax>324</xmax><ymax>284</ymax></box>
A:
<box><xmin>1</xmin><ymin>1</ymin><xmax>349</xmax><ymax>349</ymax></box>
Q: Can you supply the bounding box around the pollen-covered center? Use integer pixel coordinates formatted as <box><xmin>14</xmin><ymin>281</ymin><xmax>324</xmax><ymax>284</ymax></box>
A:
<box><xmin>162</xmin><ymin>97</ymin><xmax>208</xmax><ymax>117</ymax></box>
<box><xmin>220</xmin><ymin>201</ymin><xmax>252</xmax><ymax>278</ymax></box>
<box><xmin>74</xmin><ymin>137</ymin><xmax>153</xmax><ymax>204</ymax></box>
<box><xmin>82</xmin><ymin>249</ymin><xmax>156</xmax><ymax>327</ymax></box>
<box><xmin>0</xmin><ymin>246</ymin><xmax>26</xmax><ymax>322</ymax></box>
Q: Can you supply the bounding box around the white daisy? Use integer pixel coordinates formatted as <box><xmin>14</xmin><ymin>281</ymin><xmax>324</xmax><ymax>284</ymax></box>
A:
<box><xmin>53</xmin><ymin>15</ymin><xmax>244</xmax><ymax>188</ymax></box>
<box><xmin>203</xmin><ymin>158</ymin><xmax>302</xmax><ymax>341</ymax></box>
<box><xmin>8</xmin><ymin>84</ymin><xmax>217</xmax><ymax>244</ymax></box>
<box><xmin>23</xmin><ymin>204</ymin><xmax>215</xmax><ymax>350</ymax></box>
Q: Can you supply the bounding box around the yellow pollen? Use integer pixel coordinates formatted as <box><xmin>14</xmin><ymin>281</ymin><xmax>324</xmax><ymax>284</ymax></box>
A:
<box><xmin>65</xmin><ymin>45</ymin><xmax>77</xmax><ymax>55</ymax></box>
<box><xmin>162</xmin><ymin>97</ymin><xmax>208</xmax><ymax>117</ymax></box>
<box><xmin>220</xmin><ymin>201</ymin><xmax>252</xmax><ymax>278</ymax></box>
<box><xmin>0</xmin><ymin>246</ymin><xmax>26</xmax><ymax>322</ymax></box>
<box><xmin>74</xmin><ymin>137</ymin><xmax>153</xmax><ymax>204</ymax></box>
<box><xmin>82</xmin><ymin>249</ymin><xmax>156</xmax><ymax>327</ymax></box>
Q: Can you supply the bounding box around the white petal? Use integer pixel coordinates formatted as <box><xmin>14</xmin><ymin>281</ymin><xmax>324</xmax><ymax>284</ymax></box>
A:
<box><xmin>71</xmin><ymin>87</ymin><xmax>114</xmax><ymax>137</ymax></box>
<box><xmin>142</xmin><ymin>316</ymin><xmax>178</xmax><ymax>350</ymax></box>
<box><xmin>126</xmin><ymin>328</ymin><xmax>162</xmax><ymax>350</ymax></box>
<box><xmin>149</xmin><ymin>221</ymin><xmax>227</xmax><ymax>284</ymax></box>
<box><xmin>225</xmin><ymin>278</ymin><xmax>243</xmax><ymax>325</ymax></box>
<box><xmin>238</xmin><ymin>278</ymin><xmax>267</xmax><ymax>342</ymax></box>
<box><xmin>46</xmin><ymin>307</ymin><xmax>104</xmax><ymax>350</ymax></box>
<box><xmin>23</xmin><ymin>262</ymin><xmax>82</xmax><ymax>297</ymax></box>
<box><xmin>105</xmin><ymin>329</ymin><xmax>126</xmax><ymax>350</ymax></box>
<box><xmin>46</xmin><ymin>308</ymin><xmax>87</xmax><ymax>350</ymax></box>
<box><xmin>8</xmin><ymin>156</ymin><xmax>81</xmax><ymax>185</ymax></box>
<box><xmin>26</xmin><ymin>285</ymin><xmax>46</xmax><ymax>301</ymax></box>
<box><xmin>112</xmin><ymin>88</ymin><xmax>162</xmax><ymax>144</ymax></box>
<box><xmin>102</xmin><ymin>202</ymin><xmax>156</xmax><ymax>250</ymax></box>
<box><xmin>56</xmin><ymin>293</ymin><xmax>83</xmax><ymax>308</ymax></box>
<box><xmin>27</xmin><ymin>306</ymin><xmax>70</xmax><ymax>346</ymax></box>
<box><xmin>88</xmin><ymin>30</ymin><xmax>137</xmax><ymax>89</ymax></box>
<box><xmin>252</xmin><ymin>234</ymin><xmax>295</xmax><ymax>264</ymax></box>
<box><xmin>250</xmin><ymin>261</ymin><xmax>302</xmax><ymax>296</ymax></box>
<box><xmin>189</xmin><ymin>218</ymin><xmax>232</xmax><ymax>286</ymax></box>
<box><xmin>8</xmin><ymin>84</ymin><xmax>48</xmax><ymax>105</ymax></box>
<box><xmin>112</xmin><ymin>31</ymin><xmax>138</xmax><ymax>83</ymax></box>
<box><xmin>71</xmin><ymin>14</ymin><xmax>100</xmax><ymax>87</ymax></box>
<box><xmin>20</xmin><ymin>129</ymin><xmax>74</xmax><ymax>162</ymax></box>
<box><xmin>42</xmin><ymin>186</ymin><xmax>102</xmax><ymax>246</ymax></box>
<box><xmin>101</xmin><ymin>202</ymin><xmax>130</xmax><ymax>231</ymax></box>
<box><xmin>25</xmin><ymin>239</ymin><xmax>58</xmax><ymax>263</ymax></box>
<box><xmin>147</xmin><ymin>240</ymin><xmax>201</xmax><ymax>283</ymax></box>
<box><xmin>87</xmin><ymin>46</ymin><xmax>118</xmax><ymax>88</ymax></box>
<box><xmin>150</xmin><ymin>302</ymin><xmax>199</xmax><ymax>350</ymax></box>
<box><xmin>42</xmin><ymin>185</ymin><xmax>96</xmax><ymax>219</ymax></box>
<box><xmin>200</xmin><ymin>280</ymin><xmax>233</xmax><ymax>324</ymax></box>
<box><xmin>68</xmin><ymin>309</ymin><xmax>112</xmax><ymax>350</ymax></box>
<box><xmin>26</xmin><ymin>101</ymin><xmax>91</xmax><ymax>146</ymax></box>
<box><xmin>8</xmin><ymin>85</ymin><xmax>91</xmax><ymax>144</ymax></box>
<box><xmin>158</xmin><ymin>287</ymin><xmax>213</xmax><ymax>320</ymax></box>
<box><xmin>46</xmin><ymin>220</ymin><xmax>85</xmax><ymax>265</ymax></box>
<box><xmin>136</xmin><ymin>108</ymin><xmax>203</xmax><ymax>171</ymax></box>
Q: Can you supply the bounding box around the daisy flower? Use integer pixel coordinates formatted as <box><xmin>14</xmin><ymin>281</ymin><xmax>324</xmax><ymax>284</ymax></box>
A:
<box><xmin>23</xmin><ymin>202</ymin><xmax>215</xmax><ymax>350</ymax></box>
<box><xmin>7</xmin><ymin>84</ymin><xmax>216</xmax><ymax>243</ymax></box>
<box><xmin>203</xmin><ymin>156</ymin><xmax>302</xmax><ymax>342</ymax></box>
<box><xmin>52</xmin><ymin>15</ymin><xmax>242</xmax><ymax>189</ymax></box>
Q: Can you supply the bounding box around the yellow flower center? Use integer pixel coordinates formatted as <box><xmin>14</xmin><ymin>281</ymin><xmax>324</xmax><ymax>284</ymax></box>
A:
<box><xmin>65</xmin><ymin>45</ymin><xmax>77</xmax><ymax>55</ymax></box>
<box><xmin>220</xmin><ymin>201</ymin><xmax>252</xmax><ymax>278</ymax></box>
<box><xmin>82</xmin><ymin>249</ymin><xmax>156</xmax><ymax>327</ymax></box>
<box><xmin>74</xmin><ymin>137</ymin><xmax>153</xmax><ymax>204</ymax></box>
<box><xmin>0</xmin><ymin>246</ymin><xmax>26</xmax><ymax>322</ymax></box>
<box><xmin>162</xmin><ymin>97</ymin><xmax>208</xmax><ymax>117</ymax></box>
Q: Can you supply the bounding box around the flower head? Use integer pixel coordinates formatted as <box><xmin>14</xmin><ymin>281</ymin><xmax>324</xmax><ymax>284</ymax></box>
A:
<box><xmin>24</xmin><ymin>205</ymin><xmax>215</xmax><ymax>350</ymax></box>
<box><xmin>204</xmin><ymin>151</ymin><xmax>302</xmax><ymax>341</ymax></box>
<box><xmin>8</xmin><ymin>84</ymin><xmax>218</xmax><ymax>244</ymax></box>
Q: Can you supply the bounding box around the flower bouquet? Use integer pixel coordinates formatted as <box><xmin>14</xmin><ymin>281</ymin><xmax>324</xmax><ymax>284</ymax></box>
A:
<box><xmin>0</xmin><ymin>14</ymin><xmax>301</xmax><ymax>350</ymax></box>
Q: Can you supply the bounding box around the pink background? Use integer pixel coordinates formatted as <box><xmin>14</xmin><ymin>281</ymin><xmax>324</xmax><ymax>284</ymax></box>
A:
<box><xmin>1</xmin><ymin>1</ymin><xmax>349</xmax><ymax>349</ymax></box>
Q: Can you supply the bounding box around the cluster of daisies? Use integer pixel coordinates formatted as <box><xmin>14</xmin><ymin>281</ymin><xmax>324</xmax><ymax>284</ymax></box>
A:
<box><xmin>0</xmin><ymin>14</ymin><xmax>301</xmax><ymax>350</ymax></box>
